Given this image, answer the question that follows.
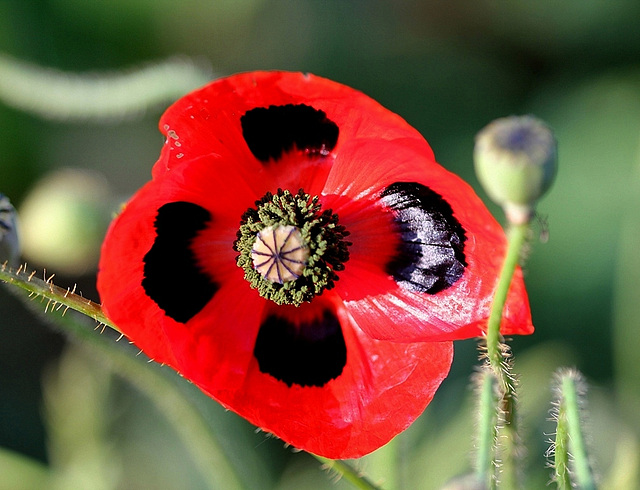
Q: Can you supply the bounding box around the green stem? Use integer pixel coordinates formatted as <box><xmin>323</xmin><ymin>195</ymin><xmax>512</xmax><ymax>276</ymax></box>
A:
<box><xmin>499</xmin><ymin>424</ymin><xmax>519</xmax><ymax>490</ymax></box>
<box><xmin>313</xmin><ymin>456</ymin><xmax>383</xmax><ymax>490</ymax></box>
<box><xmin>476</xmin><ymin>369</ymin><xmax>499</xmax><ymax>489</ymax></box>
<box><xmin>0</xmin><ymin>446</ymin><xmax>50</xmax><ymax>489</ymax></box>
<box><xmin>561</xmin><ymin>372</ymin><xmax>596</xmax><ymax>490</ymax></box>
<box><xmin>482</xmin><ymin>222</ymin><xmax>529</xmax><ymax>488</ymax></box>
<box><xmin>0</xmin><ymin>262</ymin><xmax>118</xmax><ymax>332</ymax></box>
<box><xmin>554</xmin><ymin>396</ymin><xmax>572</xmax><ymax>490</ymax></box>
<box><xmin>485</xmin><ymin>223</ymin><xmax>529</xmax><ymax>374</ymax></box>
<box><xmin>0</xmin><ymin>52</ymin><xmax>211</xmax><ymax>122</ymax></box>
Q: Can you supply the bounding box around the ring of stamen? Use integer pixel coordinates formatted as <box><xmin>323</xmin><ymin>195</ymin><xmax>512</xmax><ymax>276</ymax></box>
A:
<box><xmin>252</xmin><ymin>225</ymin><xmax>309</xmax><ymax>284</ymax></box>
<box><xmin>234</xmin><ymin>189</ymin><xmax>351</xmax><ymax>306</ymax></box>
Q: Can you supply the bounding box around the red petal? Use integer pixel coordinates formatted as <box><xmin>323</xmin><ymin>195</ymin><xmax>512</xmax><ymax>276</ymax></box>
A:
<box><xmin>175</xmin><ymin>292</ymin><xmax>453</xmax><ymax>459</ymax></box>
<box><xmin>154</xmin><ymin>71</ymin><xmax>430</xmax><ymax>172</ymax></box>
<box><xmin>97</xmin><ymin>157</ymin><xmax>255</xmax><ymax>364</ymax></box>
<box><xmin>98</xmin><ymin>179</ymin><xmax>180</xmax><ymax>367</ymax></box>
<box><xmin>336</xmin><ymin>262</ymin><xmax>531</xmax><ymax>342</ymax></box>
<box><xmin>100</xmin><ymin>186</ymin><xmax>453</xmax><ymax>457</ymax></box>
<box><xmin>322</xmin><ymin>139</ymin><xmax>533</xmax><ymax>341</ymax></box>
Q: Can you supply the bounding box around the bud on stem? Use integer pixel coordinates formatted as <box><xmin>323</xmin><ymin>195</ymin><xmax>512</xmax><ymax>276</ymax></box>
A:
<box><xmin>474</xmin><ymin>115</ymin><xmax>557</xmax><ymax>225</ymax></box>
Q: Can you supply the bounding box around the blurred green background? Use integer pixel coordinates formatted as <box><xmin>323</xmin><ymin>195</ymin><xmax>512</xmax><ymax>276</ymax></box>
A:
<box><xmin>2</xmin><ymin>0</ymin><xmax>640</xmax><ymax>488</ymax></box>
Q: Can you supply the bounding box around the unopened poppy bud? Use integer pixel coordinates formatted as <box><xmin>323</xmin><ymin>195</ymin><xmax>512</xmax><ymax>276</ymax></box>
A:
<box><xmin>0</xmin><ymin>194</ymin><xmax>20</xmax><ymax>265</ymax></box>
<box><xmin>19</xmin><ymin>168</ymin><xmax>111</xmax><ymax>274</ymax></box>
<box><xmin>474</xmin><ymin>115</ymin><xmax>557</xmax><ymax>225</ymax></box>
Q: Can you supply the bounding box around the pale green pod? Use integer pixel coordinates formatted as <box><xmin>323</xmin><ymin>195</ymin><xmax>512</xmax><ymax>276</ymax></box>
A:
<box><xmin>474</xmin><ymin>115</ymin><xmax>557</xmax><ymax>224</ymax></box>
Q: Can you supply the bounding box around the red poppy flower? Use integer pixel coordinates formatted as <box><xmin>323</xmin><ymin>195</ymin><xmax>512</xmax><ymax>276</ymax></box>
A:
<box><xmin>98</xmin><ymin>71</ymin><xmax>532</xmax><ymax>459</ymax></box>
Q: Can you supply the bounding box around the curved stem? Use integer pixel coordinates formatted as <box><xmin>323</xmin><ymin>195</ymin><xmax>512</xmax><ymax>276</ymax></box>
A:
<box><xmin>485</xmin><ymin>223</ymin><xmax>529</xmax><ymax>374</ymax></box>
<box><xmin>481</xmin><ymin>222</ymin><xmax>529</xmax><ymax>488</ymax></box>
<box><xmin>484</xmin><ymin>222</ymin><xmax>529</xmax><ymax>424</ymax></box>
<box><xmin>0</xmin><ymin>53</ymin><xmax>211</xmax><ymax>122</ymax></box>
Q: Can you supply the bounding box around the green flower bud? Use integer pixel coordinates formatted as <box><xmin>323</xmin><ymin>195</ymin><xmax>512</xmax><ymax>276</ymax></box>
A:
<box><xmin>19</xmin><ymin>168</ymin><xmax>111</xmax><ymax>274</ymax></box>
<box><xmin>474</xmin><ymin>115</ymin><xmax>557</xmax><ymax>224</ymax></box>
<box><xmin>0</xmin><ymin>194</ymin><xmax>20</xmax><ymax>266</ymax></box>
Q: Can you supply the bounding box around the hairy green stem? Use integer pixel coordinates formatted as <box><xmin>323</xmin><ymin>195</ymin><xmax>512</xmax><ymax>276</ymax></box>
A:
<box><xmin>482</xmin><ymin>222</ymin><xmax>529</xmax><ymax>488</ymax></box>
<box><xmin>485</xmin><ymin>223</ymin><xmax>528</xmax><ymax>375</ymax></box>
<box><xmin>476</xmin><ymin>369</ymin><xmax>499</xmax><ymax>489</ymax></box>
<box><xmin>499</xmin><ymin>424</ymin><xmax>519</xmax><ymax>490</ymax></box>
<box><xmin>314</xmin><ymin>456</ymin><xmax>383</xmax><ymax>490</ymax></box>
<box><xmin>554</xmin><ymin>396</ymin><xmax>572</xmax><ymax>490</ymax></box>
<box><xmin>0</xmin><ymin>262</ymin><xmax>118</xmax><ymax>332</ymax></box>
<box><xmin>560</xmin><ymin>372</ymin><xmax>596</xmax><ymax>490</ymax></box>
<box><xmin>484</xmin><ymin>222</ymin><xmax>529</xmax><ymax>419</ymax></box>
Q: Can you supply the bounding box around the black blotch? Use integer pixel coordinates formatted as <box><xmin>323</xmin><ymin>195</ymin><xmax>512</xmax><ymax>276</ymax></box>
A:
<box><xmin>253</xmin><ymin>310</ymin><xmax>347</xmax><ymax>387</ymax></box>
<box><xmin>240</xmin><ymin>104</ymin><xmax>339</xmax><ymax>162</ymax></box>
<box><xmin>380</xmin><ymin>182</ymin><xmax>467</xmax><ymax>294</ymax></box>
<box><xmin>142</xmin><ymin>202</ymin><xmax>218</xmax><ymax>323</ymax></box>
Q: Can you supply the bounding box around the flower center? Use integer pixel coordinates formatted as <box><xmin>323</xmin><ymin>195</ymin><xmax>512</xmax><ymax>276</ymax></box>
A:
<box><xmin>235</xmin><ymin>189</ymin><xmax>350</xmax><ymax>306</ymax></box>
<box><xmin>251</xmin><ymin>225</ymin><xmax>308</xmax><ymax>284</ymax></box>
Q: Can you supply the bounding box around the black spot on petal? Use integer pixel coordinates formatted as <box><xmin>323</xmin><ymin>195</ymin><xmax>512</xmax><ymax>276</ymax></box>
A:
<box><xmin>240</xmin><ymin>104</ymin><xmax>339</xmax><ymax>162</ymax></box>
<box><xmin>381</xmin><ymin>182</ymin><xmax>467</xmax><ymax>294</ymax></box>
<box><xmin>142</xmin><ymin>202</ymin><xmax>218</xmax><ymax>323</ymax></box>
<box><xmin>254</xmin><ymin>310</ymin><xmax>347</xmax><ymax>387</ymax></box>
